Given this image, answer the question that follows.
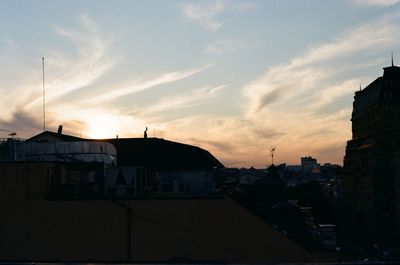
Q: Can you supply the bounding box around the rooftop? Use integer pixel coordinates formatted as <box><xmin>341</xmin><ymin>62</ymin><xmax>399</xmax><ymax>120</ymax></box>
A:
<box><xmin>26</xmin><ymin>131</ymin><xmax>224</xmax><ymax>170</ymax></box>
<box><xmin>103</xmin><ymin>137</ymin><xmax>224</xmax><ymax>170</ymax></box>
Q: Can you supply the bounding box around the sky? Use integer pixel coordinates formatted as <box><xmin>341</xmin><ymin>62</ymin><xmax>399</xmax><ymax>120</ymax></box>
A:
<box><xmin>0</xmin><ymin>0</ymin><xmax>399</xmax><ymax>167</ymax></box>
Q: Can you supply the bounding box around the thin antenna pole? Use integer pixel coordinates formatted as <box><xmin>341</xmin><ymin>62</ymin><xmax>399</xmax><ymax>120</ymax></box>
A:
<box><xmin>42</xmin><ymin>57</ymin><xmax>46</xmax><ymax>131</ymax></box>
<box><xmin>392</xmin><ymin>51</ymin><xmax>394</xmax><ymax>67</ymax></box>
<box><xmin>269</xmin><ymin>147</ymin><xmax>276</xmax><ymax>166</ymax></box>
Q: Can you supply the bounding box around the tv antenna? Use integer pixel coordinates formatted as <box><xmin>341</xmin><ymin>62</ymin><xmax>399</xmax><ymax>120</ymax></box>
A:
<box><xmin>42</xmin><ymin>57</ymin><xmax>46</xmax><ymax>132</ymax></box>
<box><xmin>392</xmin><ymin>51</ymin><xmax>394</xmax><ymax>66</ymax></box>
<box><xmin>269</xmin><ymin>146</ymin><xmax>276</xmax><ymax>165</ymax></box>
<box><xmin>0</xmin><ymin>129</ymin><xmax>17</xmax><ymax>139</ymax></box>
<box><xmin>8</xmin><ymin>132</ymin><xmax>16</xmax><ymax>139</ymax></box>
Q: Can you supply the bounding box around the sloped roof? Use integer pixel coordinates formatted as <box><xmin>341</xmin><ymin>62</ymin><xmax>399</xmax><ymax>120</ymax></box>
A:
<box><xmin>103</xmin><ymin>138</ymin><xmax>224</xmax><ymax>170</ymax></box>
<box><xmin>26</xmin><ymin>131</ymin><xmax>85</xmax><ymax>142</ymax></box>
<box><xmin>26</xmin><ymin>131</ymin><xmax>224</xmax><ymax>170</ymax></box>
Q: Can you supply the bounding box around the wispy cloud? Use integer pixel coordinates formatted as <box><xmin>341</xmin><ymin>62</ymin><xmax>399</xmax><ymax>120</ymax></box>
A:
<box><xmin>244</xmin><ymin>14</ymin><xmax>400</xmax><ymax>114</ymax></box>
<box><xmin>181</xmin><ymin>0</ymin><xmax>227</xmax><ymax>31</ymax></box>
<box><xmin>48</xmin><ymin>15</ymin><xmax>115</xmax><ymax>96</ymax></box>
<box><xmin>86</xmin><ymin>65</ymin><xmax>211</xmax><ymax>104</ymax></box>
<box><xmin>26</xmin><ymin>14</ymin><xmax>116</xmax><ymax>108</ymax></box>
<box><xmin>353</xmin><ymin>0</ymin><xmax>400</xmax><ymax>6</ymax></box>
<box><xmin>141</xmin><ymin>85</ymin><xmax>225</xmax><ymax>115</ymax></box>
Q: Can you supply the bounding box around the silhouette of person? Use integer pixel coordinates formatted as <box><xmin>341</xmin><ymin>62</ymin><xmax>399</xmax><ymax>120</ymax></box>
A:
<box><xmin>144</xmin><ymin>127</ymin><xmax>148</xmax><ymax>139</ymax></box>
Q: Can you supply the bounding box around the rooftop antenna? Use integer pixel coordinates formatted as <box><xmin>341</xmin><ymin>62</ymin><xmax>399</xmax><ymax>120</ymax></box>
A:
<box><xmin>8</xmin><ymin>132</ymin><xmax>16</xmax><ymax>139</ymax></box>
<box><xmin>359</xmin><ymin>83</ymin><xmax>362</xmax><ymax>91</ymax></box>
<box><xmin>42</xmin><ymin>57</ymin><xmax>46</xmax><ymax>132</ymax></box>
<box><xmin>392</xmin><ymin>51</ymin><xmax>394</xmax><ymax>67</ymax></box>
<box><xmin>269</xmin><ymin>146</ymin><xmax>276</xmax><ymax>165</ymax></box>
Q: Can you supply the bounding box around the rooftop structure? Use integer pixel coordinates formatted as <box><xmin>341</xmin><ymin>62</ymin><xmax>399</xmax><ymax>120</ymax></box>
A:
<box><xmin>27</xmin><ymin>131</ymin><xmax>224</xmax><ymax>171</ymax></box>
<box><xmin>25</xmin><ymin>130</ymin><xmax>224</xmax><ymax>197</ymax></box>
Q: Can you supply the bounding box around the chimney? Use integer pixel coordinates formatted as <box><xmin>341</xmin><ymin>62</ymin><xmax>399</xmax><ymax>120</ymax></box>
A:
<box><xmin>144</xmin><ymin>127</ymin><xmax>148</xmax><ymax>139</ymax></box>
<box><xmin>57</xmin><ymin>125</ymin><xmax>63</xmax><ymax>134</ymax></box>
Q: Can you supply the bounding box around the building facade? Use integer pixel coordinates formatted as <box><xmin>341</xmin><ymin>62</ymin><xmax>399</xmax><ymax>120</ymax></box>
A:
<box><xmin>343</xmin><ymin>63</ymin><xmax>400</xmax><ymax>239</ymax></box>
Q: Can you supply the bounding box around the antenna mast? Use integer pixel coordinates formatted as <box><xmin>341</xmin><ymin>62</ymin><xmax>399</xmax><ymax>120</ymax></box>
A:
<box><xmin>42</xmin><ymin>57</ymin><xmax>46</xmax><ymax>131</ymax></box>
<box><xmin>269</xmin><ymin>146</ymin><xmax>276</xmax><ymax>165</ymax></box>
<box><xmin>392</xmin><ymin>51</ymin><xmax>394</xmax><ymax>67</ymax></box>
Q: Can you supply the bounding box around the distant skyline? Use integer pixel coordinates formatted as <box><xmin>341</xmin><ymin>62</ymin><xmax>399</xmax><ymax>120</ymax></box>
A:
<box><xmin>1</xmin><ymin>0</ymin><xmax>400</xmax><ymax>167</ymax></box>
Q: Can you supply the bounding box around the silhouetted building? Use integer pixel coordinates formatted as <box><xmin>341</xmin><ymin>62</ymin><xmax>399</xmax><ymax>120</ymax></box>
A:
<box><xmin>301</xmin><ymin>156</ymin><xmax>320</xmax><ymax>173</ymax></box>
<box><xmin>0</xmin><ymin>129</ymin><xmax>340</xmax><ymax>262</ymax></box>
<box><xmin>109</xmin><ymin>137</ymin><xmax>224</xmax><ymax>196</ymax></box>
<box><xmin>0</xmin><ymin>161</ymin><xmax>337</xmax><ymax>263</ymax></box>
<box><xmin>343</xmin><ymin>62</ymin><xmax>400</xmax><ymax>239</ymax></box>
<box><xmin>26</xmin><ymin>131</ymin><xmax>224</xmax><ymax>197</ymax></box>
<box><xmin>239</xmin><ymin>165</ymin><xmax>285</xmax><ymax>208</ymax></box>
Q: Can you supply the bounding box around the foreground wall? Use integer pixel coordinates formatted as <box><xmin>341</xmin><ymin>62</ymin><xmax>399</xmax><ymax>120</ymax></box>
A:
<box><xmin>0</xmin><ymin>162</ymin><xmax>335</xmax><ymax>263</ymax></box>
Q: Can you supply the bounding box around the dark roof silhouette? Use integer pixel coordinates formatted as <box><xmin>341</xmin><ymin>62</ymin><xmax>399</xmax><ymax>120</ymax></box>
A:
<box><xmin>26</xmin><ymin>131</ymin><xmax>85</xmax><ymax>142</ymax></box>
<box><xmin>26</xmin><ymin>131</ymin><xmax>224</xmax><ymax>170</ymax></box>
<box><xmin>103</xmin><ymin>138</ymin><xmax>224</xmax><ymax>170</ymax></box>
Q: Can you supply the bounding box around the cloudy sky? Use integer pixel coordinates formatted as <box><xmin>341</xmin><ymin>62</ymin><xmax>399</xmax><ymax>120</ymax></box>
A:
<box><xmin>0</xmin><ymin>0</ymin><xmax>399</xmax><ymax>167</ymax></box>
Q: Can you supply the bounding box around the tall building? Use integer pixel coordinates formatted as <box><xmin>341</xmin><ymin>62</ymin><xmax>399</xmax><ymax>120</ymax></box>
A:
<box><xmin>343</xmin><ymin>60</ymin><xmax>400</xmax><ymax>239</ymax></box>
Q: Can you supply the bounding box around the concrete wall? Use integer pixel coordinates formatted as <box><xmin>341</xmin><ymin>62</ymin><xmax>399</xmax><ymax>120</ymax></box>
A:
<box><xmin>0</xmin><ymin>162</ymin><xmax>335</xmax><ymax>263</ymax></box>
